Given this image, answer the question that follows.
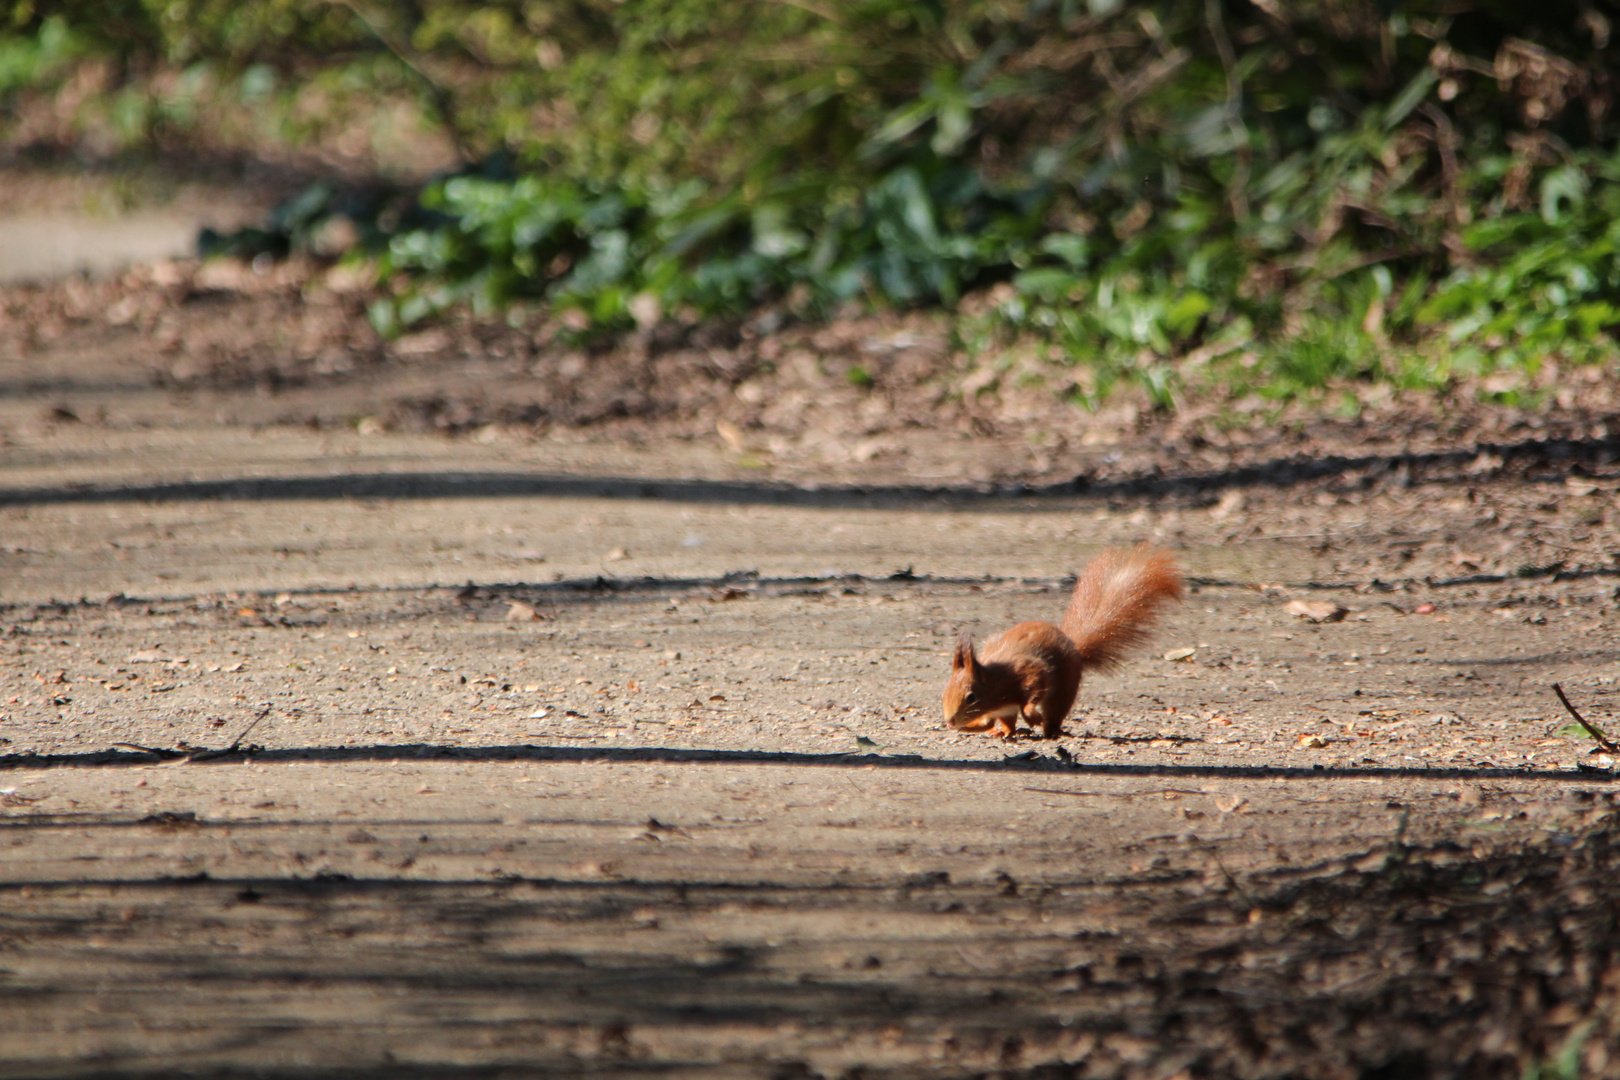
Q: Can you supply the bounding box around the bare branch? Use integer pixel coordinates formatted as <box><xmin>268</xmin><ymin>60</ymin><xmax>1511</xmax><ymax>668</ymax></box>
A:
<box><xmin>1552</xmin><ymin>683</ymin><xmax>1620</xmax><ymax>755</ymax></box>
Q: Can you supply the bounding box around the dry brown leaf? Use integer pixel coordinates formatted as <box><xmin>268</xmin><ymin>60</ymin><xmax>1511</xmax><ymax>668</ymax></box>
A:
<box><xmin>505</xmin><ymin>601</ymin><xmax>540</xmax><ymax>623</ymax></box>
<box><xmin>715</xmin><ymin>420</ymin><xmax>747</xmax><ymax>453</ymax></box>
<box><xmin>1286</xmin><ymin>600</ymin><xmax>1348</xmax><ymax>623</ymax></box>
<box><xmin>126</xmin><ymin>649</ymin><xmax>186</xmax><ymax>664</ymax></box>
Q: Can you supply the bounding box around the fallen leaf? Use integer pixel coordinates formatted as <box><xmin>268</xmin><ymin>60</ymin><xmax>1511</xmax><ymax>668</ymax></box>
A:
<box><xmin>572</xmin><ymin>859</ymin><xmax>620</xmax><ymax>879</ymax></box>
<box><xmin>1286</xmin><ymin>600</ymin><xmax>1348</xmax><ymax>623</ymax></box>
<box><xmin>126</xmin><ymin>650</ymin><xmax>187</xmax><ymax>664</ymax></box>
<box><xmin>1163</xmin><ymin>646</ymin><xmax>1197</xmax><ymax>662</ymax></box>
<box><xmin>715</xmin><ymin>420</ymin><xmax>747</xmax><ymax>453</ymax></box>
<box><xmin>629</xmin><ymin>291</ymin><xmax>662</xmax><ymax>330</ymax></box>
<box><xmin>1296</xmin><ymin>734</ymin><xmax>1329</xmax><ymax>749</ymax></box>
<box><xmin>1209</xmin><ymin>489</ymin><xmax>1246</xmax><ymax>520</ymax></box>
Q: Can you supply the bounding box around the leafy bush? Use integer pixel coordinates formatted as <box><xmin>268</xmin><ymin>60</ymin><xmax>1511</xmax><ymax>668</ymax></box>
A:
<box><xmin>8</xmin><ymin>0</ymin><xmax>1620</xmax><ymax>403</ymax></box>
<box><xmin>1421</xmin><ymin>156</ymin><xmax>1620</xmax><ymax>367</ymax></box>
<box><xmin>0</xmin><ymin>14</ymin><xmax>84</xmax><ymax>97</ymax></box>
<box><xmin>365</xmin><ymin>156</ymin><xmax>1048</xmax><ymax>336</ymax></box>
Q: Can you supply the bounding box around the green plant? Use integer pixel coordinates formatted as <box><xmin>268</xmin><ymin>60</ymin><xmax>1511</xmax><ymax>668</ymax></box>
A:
<box><xmin>1521</xmin><ymin>1020</ymin><xmax>1597</xmax><ymax>1080</ymax></box>
<box><xmin>11</xmin><ymin>1</ymin><xmax>1620</xmax><ymax>405</ymax></box>
<box><xmin>0</xmin><ymin>14</ymin><xmax>83</xmax><ymax>97</ymax></box>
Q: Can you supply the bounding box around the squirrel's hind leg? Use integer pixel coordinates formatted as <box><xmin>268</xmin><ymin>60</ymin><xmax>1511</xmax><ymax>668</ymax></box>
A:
<box><xmin>1024</xmin><ymin>693</ymin><xmax>1073</xmax><ymax>739</ymax></box>
<box><xmin>1022</xmin><ymin>701</ymin><xmax>1062</xmax><ymax>740</ymax></box>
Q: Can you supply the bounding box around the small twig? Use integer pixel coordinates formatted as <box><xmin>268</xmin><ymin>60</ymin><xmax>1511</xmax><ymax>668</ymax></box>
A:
<box><xmin>1210</xmin><ymin>851</ymin><xmax>1256</xmax><ymax>907</ymax></box>
<box><xmin>109</xmin><ymin>742</ymin><xmax>184</xmax><ymax>758</ymax></box>
<box><xmin>184</xmin><ymin>704</ymin><xmax>276</xmax><ymax>762</ymax></box>
<box><xmin>1206</xmin><ymin>0</ymin><xmax>1251</xmax><ymax>221</ymax></box>
<box><xmin>227</xmin><ymin>705</ymin><xmax>274</xmax><ymax>754</ymax></box>
<box><xmin>1552</xmin><ymin>684</ymin><xmax>1620</xmax><ymax>754</ymax></box>
<box><xmin>108</xmin><ymin>705</ymin><xmax>271</xmax><ymax>764</ymax></box>
<box><xmin>765</xmin><ymin>0</ymin><xmax>845</xmax><ymax>25</ymax></box>
<box><xmin>954</xmin><ymin>944</ymin><xmax>995</xmax><ymax>972</ymax></box>
<box><xmin>1382</xmin><ymin>804</ymin><xmax>1410</xmax><ymax>872</ymax></box>
<box><xmin>1025</xmin><ymin>787</ymin><xmax>1207</xmax><ymax>798</ymax></box>
<box><xmin>330</xmin><ymin>0</ymin><xmax>473</xmax><ymax>165</ymax></box>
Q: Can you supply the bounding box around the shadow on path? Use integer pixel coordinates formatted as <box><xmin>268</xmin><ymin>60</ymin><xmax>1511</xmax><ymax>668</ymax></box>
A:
<box><xmin>2</xmin><ymin>740</ymin><xmax>1613</xmax><ymax>783</ymax></box>
<box><xmin>0</xmin><ymin>431</ymin><xmax>1613</xmax><ymax>511</ymax></box>
<box><xmin>11</xmin><ymin>564</ymin><xmax>1620</xmax><ymax>622</ymax></box>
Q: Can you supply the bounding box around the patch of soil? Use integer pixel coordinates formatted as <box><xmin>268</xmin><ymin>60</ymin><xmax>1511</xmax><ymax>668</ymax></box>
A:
<box><xmin>6</xmin><ymin>190</ymin><xmax>1620</xmax><ymax>1080</ymax></box>
<box><xmin>6</xmin><ymin>250</ymin><xmax>1618</xmax><ymax>472</ymax></box>
<box><xmin>7</xmin><ymin>250</ymin><xmax>1620</xmax><ymax>603</ymax></box>
<box><xmin>0</xmin><ymin>757</ymin><xmax>1616</xmax><ymax>1079</ymax></box>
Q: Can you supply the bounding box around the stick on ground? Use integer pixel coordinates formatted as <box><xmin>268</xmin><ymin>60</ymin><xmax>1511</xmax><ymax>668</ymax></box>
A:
<box><xmin>1552</xmin><ymin>683</ymin><xmax>1620</xmax><ymax>755</ymax></box>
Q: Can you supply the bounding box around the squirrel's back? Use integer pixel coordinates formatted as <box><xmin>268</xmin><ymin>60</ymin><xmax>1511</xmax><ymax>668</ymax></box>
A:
<box><xmin>1061</xmin><ymin>546</ymin><xmax>1184</xmax><ymax>671</ymax></box>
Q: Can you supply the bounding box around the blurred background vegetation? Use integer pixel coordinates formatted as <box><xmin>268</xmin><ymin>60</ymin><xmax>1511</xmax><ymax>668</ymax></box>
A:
<box><xmin>4</xmin><ymin>0</ymin><xmax>1617</xmax><ymax>407</ymax></box>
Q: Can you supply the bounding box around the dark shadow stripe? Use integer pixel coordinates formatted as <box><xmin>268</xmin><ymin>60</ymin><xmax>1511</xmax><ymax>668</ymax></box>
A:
<box><xmin>7</xmin><ymin>565</ymin><xmax>1620</xmax><ymax>623</ymax></box>
<box><xmin>0</xmin><ymin>740</ymin><xmax>1613</xmax><ymax>782</ymax></box>
<box><xmin>0</xmin><ymin>432</ymin><xmax>1614</xmax><ymax>510</ymax></box>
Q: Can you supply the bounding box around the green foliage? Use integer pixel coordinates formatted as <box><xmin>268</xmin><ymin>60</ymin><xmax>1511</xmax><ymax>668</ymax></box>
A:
<box><xmin>0</xmin><ymin>14</ymin><xmax>83</xmax><ymax>97</ymax></box>
<box><xmin>1420</xmin><ymin>156</ymin><xmax>1620</xmax><ymax>369</ymax></box>
<box><xmin>366</xmin><ymin>156</ymin><xmax>1048</xmax><ymax>335</ymax></box>
<box><xmin>1521</xmin><ymin>1021</ymin><xmax>1596</xmax><ymax>1080</ymax></box>
<box><xmin>9</xmin><ymin>0</ymin><xmax>1620</xmax><ymax>403</ymax></box>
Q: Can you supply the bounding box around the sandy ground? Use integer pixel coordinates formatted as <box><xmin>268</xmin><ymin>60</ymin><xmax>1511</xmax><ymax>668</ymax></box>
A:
<box><xmin>0</xmin><ymin>165</ymin><xmax>271</xmax><ymax>285</ymax></box>
<box><xmin>0</xmin><ymin>203</ymin><xmax>1618</xmax><ymax>1077</ymax></box>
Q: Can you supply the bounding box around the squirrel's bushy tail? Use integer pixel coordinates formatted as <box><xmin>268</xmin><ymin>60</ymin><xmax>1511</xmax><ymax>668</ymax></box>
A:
<box><xmin>1061</xmin><ymin>546</ymin><xmax>1184</xmax><ymax>671</ymax></box>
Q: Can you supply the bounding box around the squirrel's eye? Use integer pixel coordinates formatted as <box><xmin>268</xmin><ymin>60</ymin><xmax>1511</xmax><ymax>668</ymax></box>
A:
<box><xmin>963</xmin><ymin>691</ymin><xmax>978</xmax><ymax>706</ymax></box>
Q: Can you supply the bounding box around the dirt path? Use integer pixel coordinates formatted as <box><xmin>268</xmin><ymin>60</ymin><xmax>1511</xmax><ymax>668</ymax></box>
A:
<box><xmin>2</xmin><ymin>759</ymin><xmax>1616</xmax><ymax>1078</ymax></box>
<box><xmin>2</xmin><ymin>249</ymin><xmax>1620</xmax><ymax>1076</ymax></box>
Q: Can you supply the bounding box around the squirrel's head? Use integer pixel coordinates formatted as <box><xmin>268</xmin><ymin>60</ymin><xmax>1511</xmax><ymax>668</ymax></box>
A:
<box><xmin>942</xmin><ymin>631</ymin><xmax>1018</xmax><ymax>732</ymax></box>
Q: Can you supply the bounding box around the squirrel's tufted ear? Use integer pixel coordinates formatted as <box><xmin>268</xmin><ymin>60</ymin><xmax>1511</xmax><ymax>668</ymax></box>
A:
<box><xmin>952</xmin><ymin>630</ymin><xmax>976</xmax><ymax>672</ymax></box>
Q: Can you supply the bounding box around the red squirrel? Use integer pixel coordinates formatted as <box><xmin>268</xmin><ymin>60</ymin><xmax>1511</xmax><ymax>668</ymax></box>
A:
<box><xmin>943</xmin><ymin>546</ymin><xmax>1184</xmax><ymax>739</ymax></box>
